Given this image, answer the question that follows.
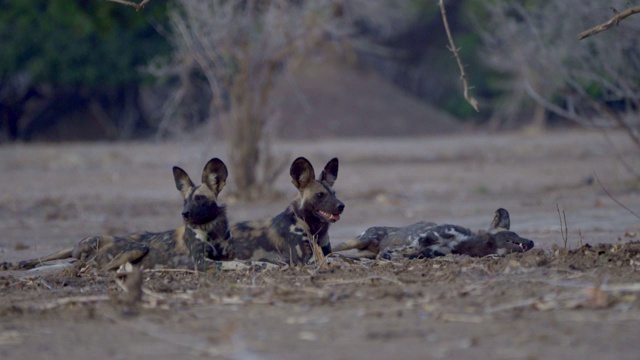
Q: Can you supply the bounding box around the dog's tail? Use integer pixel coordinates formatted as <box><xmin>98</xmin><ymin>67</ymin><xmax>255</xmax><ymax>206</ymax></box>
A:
<box><xmin>332</xmin><ymin>237</ymin><xmax>368</xmax><ymax>252</ymax></box>
<box><xmin>1</xmin><ymin>247</ymin><xmax>74</xmax><ymax>270</ymax></box>
<box><xmin>333</xmin><ymin>226</ymin><xmax>400</xmax><ymax>253</ymax></box>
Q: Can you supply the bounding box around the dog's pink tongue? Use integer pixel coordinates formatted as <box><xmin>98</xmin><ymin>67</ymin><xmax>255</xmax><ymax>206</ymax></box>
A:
<box><xmin>331</xmin><ymin>214</ymin><xmax>341</xmax><ymax>221</ymax></box>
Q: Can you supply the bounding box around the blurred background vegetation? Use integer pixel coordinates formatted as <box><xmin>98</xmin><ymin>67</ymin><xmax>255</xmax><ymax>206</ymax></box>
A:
<box><xmin>0</xmin><ymin>0</ymin><xmax>511</xmax><ymax>142</ymax></box>
<box><xmin>0</xmin><ymin>0</ymin><xmax>638</xmax><ymax>146</ymax></box>
<box><xmin>0</xmin><ymin>0</ymin><xmax>172</xmax><ymax>141</ymax></box>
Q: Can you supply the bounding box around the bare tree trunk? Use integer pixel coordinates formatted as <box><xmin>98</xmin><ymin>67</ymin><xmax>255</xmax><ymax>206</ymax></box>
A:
<box><xmin>161</xmin><ymin>0</ymin><xmax>419</xmax><ymax>199</ymax></box>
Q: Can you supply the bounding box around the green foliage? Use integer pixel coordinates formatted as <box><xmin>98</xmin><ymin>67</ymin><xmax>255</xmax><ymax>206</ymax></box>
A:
<box><xmin>408</xmin><ymin>0</ymin><xmax>440</xmax><ymax>21</ymax></box>
<box><xmin>0</xmin><ymin>0</ymin><xmax>170</xmax><ymax>87</ymax></box>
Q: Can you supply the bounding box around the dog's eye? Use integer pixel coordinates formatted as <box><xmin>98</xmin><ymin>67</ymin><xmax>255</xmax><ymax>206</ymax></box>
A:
<box><xmin>194</xmin><ymin>195</ymin><xmax>205</xmax><ymax>202</ymax></box>
<box><xmin>315</xmin><ymin>192</ymin><xmax>325</xmax><ymax>199</ymax></box>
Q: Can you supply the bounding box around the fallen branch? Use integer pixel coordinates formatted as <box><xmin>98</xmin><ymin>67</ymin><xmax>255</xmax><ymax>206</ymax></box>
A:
<box><xmin>439</xmin><ymin>0</ymin><xmax>479</xmax><ymax>112</ymax></box>
<box><xmin>578</xmin><ymin>6</ymin><xmax>640</xmax><ymax>40</ymax></box>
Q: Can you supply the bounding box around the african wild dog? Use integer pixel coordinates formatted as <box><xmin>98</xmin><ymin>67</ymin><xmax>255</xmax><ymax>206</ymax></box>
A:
<box><xmin>332</xmin><ymin>208</ymin><xmax>534</xmax><ymax>260</ymax></box>
<box><xmin>231</xmin><ymin>157</ymin><xmax>345</xmax><ymax>265</ymax></box>
<box><xmin>0</xmin><ymin>158</ymin><xmax>234</xmax><ymax>272</ymax></box>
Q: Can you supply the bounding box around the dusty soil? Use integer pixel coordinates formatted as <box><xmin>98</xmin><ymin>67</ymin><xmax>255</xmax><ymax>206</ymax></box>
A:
<box><xmin>1</xmin><ymin>129</ymin><xmax>640</xmax><ymax>359</ymax></box>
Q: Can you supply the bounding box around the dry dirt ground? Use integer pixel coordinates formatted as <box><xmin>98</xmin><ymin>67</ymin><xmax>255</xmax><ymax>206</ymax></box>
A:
<box><xmin>1</xmin><ymin>130</ymin><xmax>640</xmax><ymax>360</ymax></box>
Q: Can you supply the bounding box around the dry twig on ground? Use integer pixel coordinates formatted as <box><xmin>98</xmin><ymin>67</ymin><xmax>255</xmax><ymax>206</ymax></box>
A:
<box><xmin>556</xmin><ymin>204</ymin><xmax>569</xmax><ymax>249</ymax></box>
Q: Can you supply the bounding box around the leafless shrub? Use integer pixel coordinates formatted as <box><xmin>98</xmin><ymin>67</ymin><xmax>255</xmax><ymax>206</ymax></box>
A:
<box><xmin>166</xmin><ymin>0</ymin><xmax>308</xmax><ymax>199</ymax></box>
<box><xmin>159</xmin><ymin>0</ymin><xmax>418</xmax><ymax>200</ymax></box>
<box><xmin>476</xmin><ymin>0</ymin><xmax>640</xmax><ymax>150</ymax></box>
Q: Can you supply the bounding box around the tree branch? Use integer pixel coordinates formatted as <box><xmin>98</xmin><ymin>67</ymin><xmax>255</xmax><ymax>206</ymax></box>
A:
<box><xmin>439</xmin><ymin>0</ymin><xmax>479</xmax><ymax>112</ymax></box>
<box><xmin>107</xmin><ymin>0</ymin><xmax>153</xmax><ymax>12</ymax></box>
<box><xmin>578</xmin><ymin>6</ymin><xmax>640</xmax><ymax>40</ymax></box>
<box><xmin>522</xmin><ymin>78</ymin><xmax>589</xmax><ymax>126</ymax></box>
<box><xmin>594</xmin><ymin>172</ymin><xmax>640</xmax><ymax>220</ymax></box>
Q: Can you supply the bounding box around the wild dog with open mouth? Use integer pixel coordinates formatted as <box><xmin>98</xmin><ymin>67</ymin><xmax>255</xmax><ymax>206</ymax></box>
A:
<box><xmin>332</xmin><ymin>208</ymin><xmax>533</xmax><ymax>260</ymax></box>
<box><xmin>0</xmin><ymin>158</ymin><xmax>235</xmax><ymax>272</ymax></box>
<box><xmin>231</xmin><ymin>157</ymin><xmax>345</xmax><ymax>265</ymax></box>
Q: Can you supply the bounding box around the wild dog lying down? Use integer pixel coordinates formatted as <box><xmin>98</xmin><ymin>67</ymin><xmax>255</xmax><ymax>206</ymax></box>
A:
<box><xmin>231</xmin><ymin>157</ymin><xmax>345</xmax><ymax>265</ymax></box>
<box><xmin>1</xmin><ymin>158</ymin><xmax>239</xmax><ymax>272</ymax></box>
<box><xmin>331</xmin><ymin>208</ymin><xmax>534</xmax><ymax>260</ymax></box>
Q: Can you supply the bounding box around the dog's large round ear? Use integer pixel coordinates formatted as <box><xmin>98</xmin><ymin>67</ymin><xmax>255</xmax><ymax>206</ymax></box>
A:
<box><xmin>202</xmin><ymin>158</ymin><xmax>228</xmax><ymax>194</ymax></box>
<box><xmin>488</xmin><ymin>208</ymin><xmax>511</xmax><ymax>233</ymax></box>
<box><xmin>319</xmin><ymin>157</ymin><xmax>339</xmax><ymax>186</ymax></box>
<box><xmin>173</xmin><ymin>166</ymin><xmax>194</xmax><ymax>198</ymax></box>
<box><xmin>290</xmin><ymin>157</ymin><xmax>315</xmax><ymax>190</ymax></box>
